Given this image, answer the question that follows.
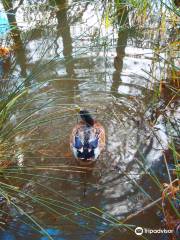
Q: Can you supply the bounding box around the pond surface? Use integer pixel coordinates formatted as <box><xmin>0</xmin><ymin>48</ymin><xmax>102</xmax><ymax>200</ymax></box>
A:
<box><xmin>0</xmin><ymin>0</ymin><xmax>179</xmax><ymax>240</ymax></box>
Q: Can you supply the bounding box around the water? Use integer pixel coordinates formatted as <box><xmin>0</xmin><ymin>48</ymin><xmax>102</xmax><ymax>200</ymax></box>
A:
<box><xmin>0</xmin><ymin>0</ymin><xmax>179</xmax><ymax>239</ymax></box>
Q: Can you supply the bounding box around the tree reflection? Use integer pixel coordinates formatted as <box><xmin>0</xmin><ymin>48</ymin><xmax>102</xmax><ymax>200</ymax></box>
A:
<box><xmin>2</xmin><ymin>0</ymin><xmax>27</xmax><ymax>79</ymax></box>
<box><xmin>111</xmin><ymin>5</ymin><xmax>129</xmax><ymax>97</ymax></box>
<box><xmin>55</xmin><ymin>0</ymin><xmax>75</xmax><ymax>77</ymax></box>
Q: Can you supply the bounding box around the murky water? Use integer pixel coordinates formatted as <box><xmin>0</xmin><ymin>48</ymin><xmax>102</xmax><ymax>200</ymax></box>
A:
<box><xmin>0</xmin><ymin>0</ymin><xmax>179</xmax><ymax>239</ymax></box>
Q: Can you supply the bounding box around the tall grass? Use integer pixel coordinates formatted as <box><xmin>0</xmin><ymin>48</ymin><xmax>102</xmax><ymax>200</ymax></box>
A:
<box><xmin>103</xmin><ymin>0</ymin><xmax>179</xmax><ymax>239</ymax></box>
<box><xmin>0</xmin><ymin>0</ymin><xmax>179</xmax><ymax>239</ymax></box>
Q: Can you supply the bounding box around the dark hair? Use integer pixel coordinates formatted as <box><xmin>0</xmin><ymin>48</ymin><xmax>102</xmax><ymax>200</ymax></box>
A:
<box><xmin>79</xmin><ymin>110</ymin><xmax>94</xmax><ymax>126</ymax></box>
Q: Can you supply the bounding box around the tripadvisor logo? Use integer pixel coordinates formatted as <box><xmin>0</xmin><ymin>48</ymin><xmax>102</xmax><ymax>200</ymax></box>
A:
<box><xmin>135</xmin><ymin>227</ymin><xmax>173</xmax><ymax>235</ymax></box>
<box><xmin>135</xmin><ymin>227</ymin><xmax>143</xmax><ymax>235</ymax></box>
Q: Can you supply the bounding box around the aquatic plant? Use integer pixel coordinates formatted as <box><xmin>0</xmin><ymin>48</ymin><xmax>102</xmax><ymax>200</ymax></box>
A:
<box><xmin>0</xmin><ymin>0</ymin><xmax>179</xmax><ymax>239</ymax></box>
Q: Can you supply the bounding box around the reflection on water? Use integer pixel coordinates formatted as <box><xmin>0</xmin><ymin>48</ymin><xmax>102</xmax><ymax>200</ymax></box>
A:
<box><xmin>0</xmin><ymin>0</ymin><xmax>179</xmax><ymax>239</ymax></box>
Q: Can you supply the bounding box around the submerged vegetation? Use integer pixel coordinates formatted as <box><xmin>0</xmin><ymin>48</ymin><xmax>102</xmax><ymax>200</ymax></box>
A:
<box><xmin>0</xmin><ymin>0</ymin><xmax>179</xmax><ymax>239</ymax></box>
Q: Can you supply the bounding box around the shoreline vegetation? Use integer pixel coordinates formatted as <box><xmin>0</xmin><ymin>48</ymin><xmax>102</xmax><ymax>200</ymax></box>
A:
<box><xmin>0</xmin><ymin>0</ymin><xmax>179</xmax><ymax>239</ymax></box>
